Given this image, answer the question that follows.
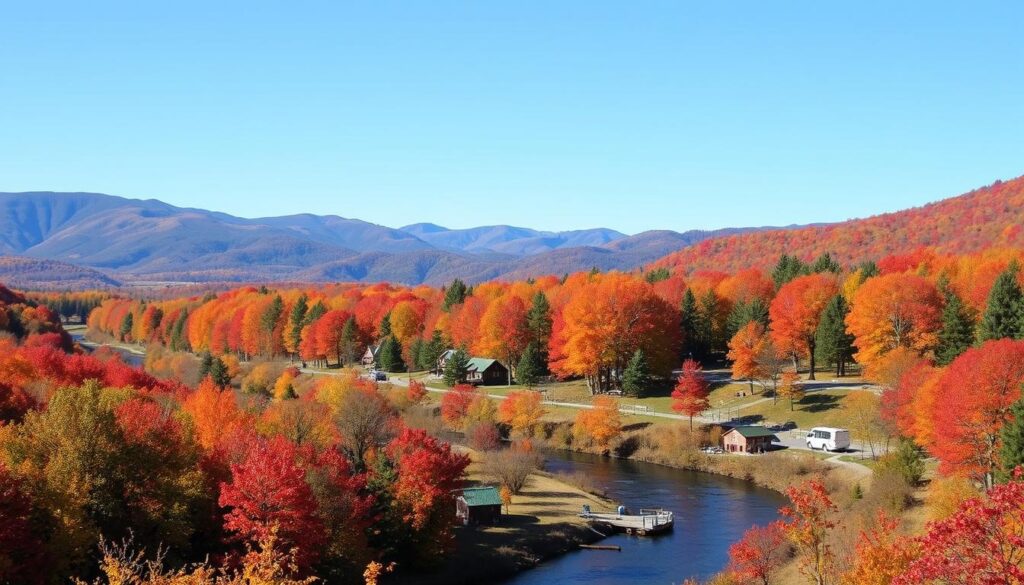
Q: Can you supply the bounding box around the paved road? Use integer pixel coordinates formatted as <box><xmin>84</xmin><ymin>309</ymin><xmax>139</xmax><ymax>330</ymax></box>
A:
<box><xmin>300</xmin><ymin>368</ymin><xmax>876</xmax><ymax>473</ymax></box>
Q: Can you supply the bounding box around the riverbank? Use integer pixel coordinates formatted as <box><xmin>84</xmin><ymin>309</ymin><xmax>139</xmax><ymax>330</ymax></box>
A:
<box><xmin>401</xmin><ymin>448</ymin><xmax>614</xmax><ymax>585</ymax></box>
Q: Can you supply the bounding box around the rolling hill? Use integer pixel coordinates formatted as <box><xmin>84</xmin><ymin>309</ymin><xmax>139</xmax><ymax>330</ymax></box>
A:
<box><xmin>653</xmin><ymin>176</ymin><xmax>1024</xmax><ymax>275</ymax></box>
<box><xmin>0</xmin><ymin>192</ymin><xmax>763</xmax><ymax>286</ymax></box>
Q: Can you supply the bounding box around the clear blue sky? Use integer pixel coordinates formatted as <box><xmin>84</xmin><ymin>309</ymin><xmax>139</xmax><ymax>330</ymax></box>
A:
<box><xmin>2</xmin><ymin>2</ymin><xmax>1021</xmax><ymax>234</ymax></box>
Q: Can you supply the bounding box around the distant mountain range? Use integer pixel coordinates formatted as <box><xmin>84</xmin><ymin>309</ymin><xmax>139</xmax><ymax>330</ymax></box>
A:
<box><xmin>0</xmin><ymin>192</ymin><xmax>771</xmax><ymax>287</ymax></box>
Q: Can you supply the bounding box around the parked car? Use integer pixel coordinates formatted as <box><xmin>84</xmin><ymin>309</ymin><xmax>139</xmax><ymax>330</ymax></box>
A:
<box><xmin>375</xmin><ymin>371</ymin><xmax>388</xmax><ymax>382</ymax></box>
<box><xmin>806</xmin><ymin>427</ymin><xmax>851</xmax><ymax>452</ymax></box>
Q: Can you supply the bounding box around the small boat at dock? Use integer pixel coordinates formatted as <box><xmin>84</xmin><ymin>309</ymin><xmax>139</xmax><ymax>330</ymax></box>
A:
<box><xmin>579</xmin><ymin>505</ymin><xmax>674</xmax><ymax>536</ymax></box>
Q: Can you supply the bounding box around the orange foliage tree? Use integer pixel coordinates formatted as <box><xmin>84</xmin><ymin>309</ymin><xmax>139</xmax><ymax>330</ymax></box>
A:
<box><xmin>497</xmin><ymin>390</ymin><xmax>545</xmax><ymax>438</ymax></box>
<box><xmin>728</xmin><ymin>321</ymin><xmax>768</xmax><ymax>393</ymax></box>
<box><xmin>572</xmin><ymin>395</ymin><xmax>622</xmax><ymax>450</ymax></box>
<box><xmin>846</xmin><ymin>273</ymin><xmax>943</xmax><ymax>379</ymax></box>
<box><xmin>769</xmin><ymin>274</ymin><xmax>838</xmax><ymax>379</ymax></box>
<box><xmin>780</xmin><ymin>479</ymin><xmax>837</xmax><ymax>585</ymax></box>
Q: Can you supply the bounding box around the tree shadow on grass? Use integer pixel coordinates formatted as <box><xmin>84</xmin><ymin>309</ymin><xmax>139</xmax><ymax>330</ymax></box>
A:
<box><xmin>799</xmin><ymin>393</ymin><xmax>842</xmax><ymax>413</ymax></box>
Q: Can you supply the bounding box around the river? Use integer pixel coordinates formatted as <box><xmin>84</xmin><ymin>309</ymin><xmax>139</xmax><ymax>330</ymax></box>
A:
<box><xmin>69</xmin><ymin>333</ymin><xmax>786</xmax><ymax>583</ymax></box>
<box><xmin>506</xmin><ymin>450</ymin><xmax>786</xmax><ymax>585</ymax></box>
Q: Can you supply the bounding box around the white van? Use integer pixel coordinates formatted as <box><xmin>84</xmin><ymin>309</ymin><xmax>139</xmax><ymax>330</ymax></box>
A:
<box><xmin>806</xmin><ymin>427</ymin><xmax>851</xmax><ymax>452</ymax></box>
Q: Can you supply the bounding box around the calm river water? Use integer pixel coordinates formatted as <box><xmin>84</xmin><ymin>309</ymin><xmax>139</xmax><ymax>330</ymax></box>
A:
<box><xmin>505</xmin><ymin>450</ymin><xmax>786</xmax><ymax>585</ymax></box>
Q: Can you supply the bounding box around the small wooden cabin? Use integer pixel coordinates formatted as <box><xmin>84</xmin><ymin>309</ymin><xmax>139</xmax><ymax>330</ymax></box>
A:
<box><xmin>456</xmin><ymin>486</ymin><xmax>503</xmax><ymax>525</ymax></box>
<box><xmin>466</xmin><ymin>358</ymin><xmax>509</xmax><ymax>386</ymax></box>
<box><xmin>722</xmin><ymin>426</ymin><xmax>779</xmax><ymax>454</ymax></box>
<box><xmin>361</xmin><ymin>344</ymin><xmax>382</xmax><ymax>367</ymax></box>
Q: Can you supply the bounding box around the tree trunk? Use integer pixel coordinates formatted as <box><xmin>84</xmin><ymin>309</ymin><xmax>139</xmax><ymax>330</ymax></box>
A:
<box><xmin>807</xmin><ymin>339</ymin><xmax>816</xmax><ymax>380</ymax></box>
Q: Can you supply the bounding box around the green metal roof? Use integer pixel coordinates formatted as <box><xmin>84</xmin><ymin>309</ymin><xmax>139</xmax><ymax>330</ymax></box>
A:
<box><xmin>466</xmin><ymin>357</ymin><xmax>500</xmax><ymax>372</ymax></box>
<box><xmin>460</xmin><ymin>486</ymin><xmax>503</xmax><ymax>507</ymax></box>
<box><xmin>727</xmin><ymin>426</ymin><xmax>779</xmax><ymax>439</ymax></box>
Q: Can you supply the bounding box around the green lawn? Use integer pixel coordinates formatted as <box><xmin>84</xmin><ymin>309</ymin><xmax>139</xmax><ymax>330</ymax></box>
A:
<box><xmin>732</xmin><ymin>388</ymin><xmax>855</xmax><ymax>429</ymax></box>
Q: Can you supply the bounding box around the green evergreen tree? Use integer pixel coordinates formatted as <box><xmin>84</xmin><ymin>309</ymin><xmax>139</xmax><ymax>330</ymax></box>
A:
<box><xmin>998</xmin><ymin>396</ymin><xmax>1024</xmax><ymax>483</ymax></box>
<box><xmin>644</xmin><ymin>267</ymin><xmax>671</xmax><ymax>283</ymax></box>
<box><xmin>443</xmin><ymin>347</ymin><xmax>470</xmax><ymax>386</ymax></box>
<box><xmin>725</xmin><ymin>297</ymin><xmax>770</xmax><ymax>342</ymax></box>
<box><xmin>936</xmin><ymin>284</ymin><xmax>977</xmax><ymax>365</ymax></box>
<box><xmin>772</xmin><ymin>254</ymin><xmax>808</xmax><ymax>289</ymax></box>
<box><xmin>697</xmin><ymin>289</ymin><xmax>721</xmax><ymax>355</ymax></box>
<box><xmin>198</xmin><ymin>350</ymin><xmax>214</xmax><ymax>381</ymax></box>
<box><xmin>261</xmin><ymin>295</ymin><xmax>284</xmax><ymax>334</ymax></box>
<box><xmin>857</xmin><ymin>260</ymin><xmax>880</xmax><ymax>281</ymax></box>
<box><xmin>408</xmin><ymin>338</ymin><xmax>424</xmax><ymax>372</ymax></box>
<box><xmin>814</xmin><ymin>295</ymin><xmax>855</xmax><ymax>376</ymax></box>
<box><xmin>334</xmin><ymin>316</ymin><xmax>357</xmax><ymax>365</ymax></box>
<box><xmin>287</xmin><ymin>293</ymin><xmax>309</xmax><ymax>355</ymax></box>
<box><xmin>420</xmin><ymin>330</ymin><xmax>446</xmax><ymax>372</ymax></box>
<box><xmin>379</xmin><ymin>312</ymin><xmax>392</xmax><ymax>339</ymax></box>
<box><xmin>304</xmin><ymin>300</ymin><xmax>327</xmax><ymax>325</ymax></box>
<box><xmin>621</xmin><ymin>348</ymin><xmax>651</xmax><ymax>398</ymax></box>
<box><xmin>208</xmin><ymin>356</ymin><xmax>231</xmax><ymax>387</ymax></box>
<box><xmin>527</xmin><ymin>291</ymin><xmax>553</xmax><ymax>345</ymax></box>
<box><xmin>680</xmin><ymin>289</ymin><xmax>701</xmax><ymax>359</ymax></box>
<box><xmin>526</xmin><ymin>291</ymin><xmax>553</xmax><ymax>372</ymax></box>
<box><xmin>979</xmin><ymin>261</ymin><xmax>1023</xmax><ymax>341</ymax></box>
<box><xmin>378</xmin><ymin>335</ymin><xmax>406</xmax><ymax>373</ymax></box>
<box><xmin>170</xmin><ymin>309</ymin><xmax>190</xmax><ymax>352</ymax></box>
<box><xmin>810</xmin><ymin>252</ymin><xmax>841</xmax><ymax>274</ymax></box>
<box><xmin>442</xmin><ymin>279</ymin><xmax>469</xmax><ymax>312</ymax></box>
<box><xmin>118</xmin><ymin>312</ymin><xmax>134</xmax><ymax>341</ymax></box>
<box><xmin>516</xmin><ymin>342</ymin><xmax>544</xmax><ymax>389</ymax></box>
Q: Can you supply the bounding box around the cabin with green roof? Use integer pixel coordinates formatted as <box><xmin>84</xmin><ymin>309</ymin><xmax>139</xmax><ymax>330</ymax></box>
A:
<box><xmin>722</xmin><ymin>425</ymin><xmax>779</xmax><ymax>454</ymax></box>
<box><xmin>456</xmin><ymin>486</ymin><xmax>504</xmax><ymax>525</ymax></box>
<box><xmin>465</xmin><ymin>357</ymin><xmax>509</xmax><ymax>385</ymax></box>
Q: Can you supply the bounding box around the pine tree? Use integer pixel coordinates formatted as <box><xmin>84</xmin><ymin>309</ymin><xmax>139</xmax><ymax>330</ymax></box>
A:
<box><xmin>857</xmin><ymin>260</ymin><xmax>880</xmax><ymax>282</ymax></box>
<box><xmin>443</xmin><ymin>347</ymin><xmax>470</xmax><ymax>386</ymax></box>
<box><xmin>979</xmin><ymin>262</ymin><xmax>1022</xmax><ymax>341</ymax></box>
<box><xmin>198</xmin><ymin>351</ymin><xmax>214</xmax><ymax>380</ymax></box>
<box><xmin>379</xmin><ymin>312</ymin><xmax>392</xmax><ymax>339</ymax></box>
<box><xmin>526</xmin><ymin>292</ymin><xmax>552</xmax><ymax>372</ymax></box>
<box><xmin>340</xmin><ymin>316</ymin><xmax>359</xmax><ymax>365</ymax></box>
<box><xmin>516</xmin><ymin>342</ymin><xmax>544</xmax><ymax>389</ymax></box>
<box><xmin>621</xmin><ymin>348</ymin><xmax>651</xmax><ymax>398</ymax></box>
<box><xmin>304</xmin><ymin>300</ymin><xmax>327</xmax><ymax>325</ymax></box>
<box><xmin>408</xmin><ymin>338</ymin><xmax>424</xmax><ymax>372</ymax></box>
<box><xmin>680</xmin><ymin>289</ymin><xmax>701</xmax><ymax>359</ymax></box>
<box><xmin>998</xmin><ymin>396</ymin><xmax>1024</xmax><ymax>483</ymax></box>
<box><xmin>208</xmin><ymin>356</ymin><xmax>231</xmax><ymax>387</ymax></box>
<box><xmin>772</xmin><ymin>254</ymin><xmax>808</xmax><ymax>289</ymax></box>
<box><xmin>118</xmin><ymin>312</ymin><xmax>134</xmax><ymax>341</ymax></box>
<box><xmin>442</xmin><ymin>279</ymin><xmax>469</xmax><ymax>312</ymax></box>
<box><xmin>725</xmin><ymin>297</ymin><xmax>770</xmax><ymax>342</ymax></box>
<box><xmin>810</xmin><ymin>252</ymin><xmax>841</xmax><ymax>274</ymax></box>
<box><xmin>814</xmin><ymin>295</ymin><xmax>854</xmax><ymax>376</ymax></box>
<box><xmin>698</xmin><ymin>289</ymin><xmax>721</xmax><ymax>355</ymax></box>
<box><xmin>378</xmin><ymin>336</ymin><xmax>405</xmax><ymax>373</ymax></box>
<box><xmin>170</xmin><ymin>309</ymin><xmax>189</xmax><ymax>352</ymax></box>
<box><xmin>421</xmin><ymin>330</ymin><xmax>446</xmax><ymax>373</ymax></box>
<box><xmin>936</xmin><ymin>284</ymin><xmax>977</xmax><ymax>365</ymax></box>
<box><xmin>261</xmin><ymin>295</ymin><xmax>284</xmax><ymax>334</ymax></box>
<box><xmin>287</xmin><ymin>293</ymin><xmax>309</xmax><ymax>355</ymax></box>
<box><xmin>527</xmin><ymin>292</ymin><xmax>553</xmax><ymax>346</ymax></box>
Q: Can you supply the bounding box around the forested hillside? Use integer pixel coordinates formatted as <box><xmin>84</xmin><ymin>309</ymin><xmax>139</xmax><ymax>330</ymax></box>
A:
<box><xmin>655</xmin><ymin>176</ymin><xmax>1024</xmax><ymax>274</ymax></box>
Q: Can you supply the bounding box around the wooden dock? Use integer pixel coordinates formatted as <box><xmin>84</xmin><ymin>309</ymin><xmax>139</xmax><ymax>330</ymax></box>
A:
<box><xmin>579</xmin><ymin>507</ymin><xmax>674</xmax><ymax>536</ymax></box>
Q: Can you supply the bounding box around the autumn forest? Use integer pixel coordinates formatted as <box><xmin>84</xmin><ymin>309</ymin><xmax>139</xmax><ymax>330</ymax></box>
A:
<box><xmin>2</xmin><ymin>176</ymin><xmax>1024</xmax><ymax>585</ymax></box>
